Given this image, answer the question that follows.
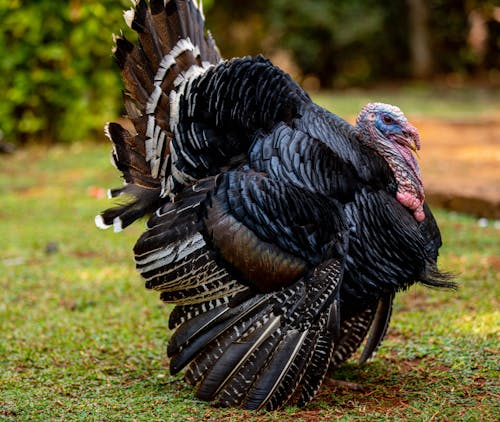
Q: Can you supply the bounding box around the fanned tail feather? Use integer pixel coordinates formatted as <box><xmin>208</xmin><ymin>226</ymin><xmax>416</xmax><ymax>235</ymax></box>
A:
<box><xmin>326</xmin><ymin>293</ymin><xmax>394</xmax><ymax>369</ymax></box>
<box><xmin>134</xmin><ymin>178</ymin><xmax>247</xmax><ymax>305</ymax></box>
<box><xmin>359</xmin><ymin>293</ymin><xmax>394</xmax><ymax>364</ymax></box>
<box><xmin>97</xmin><ymin>0</ymin><xmax>222</xmax><ymax>230</ymax></box>
<box><xmin>168</xmin><ymin>297</ymin><xmax>235</xmax><ymax>330</ymax></box>
<box><xmin>330</xmin><ymin>306</ymin><xmax>376</xmax><ymax>368</ymax></box>
<box><xmin>296</xmin><ymin>327</ymin><xmax>337</xmax><ymax>407</ymax></box>
<box><xmin>167</xmin><ymin>259</ymin><xmax>345</xmax><ymax>410</ymax></box>
<box><xmin>95</xmin><ymin>184</ymin><xmax>162</xmax><ymax>232</ymax></box>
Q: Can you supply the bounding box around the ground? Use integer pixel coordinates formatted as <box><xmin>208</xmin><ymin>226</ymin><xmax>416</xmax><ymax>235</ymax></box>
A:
<box><xmin>417</xmin><ymin>116</ymin><xmax>500</xmax><ymax>219</ymax></box>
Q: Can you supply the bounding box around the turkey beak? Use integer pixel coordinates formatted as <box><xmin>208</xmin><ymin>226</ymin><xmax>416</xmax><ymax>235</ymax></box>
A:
<box><xmin>403</xmin><ymin>124</ymin><xmax>421</xmax><ymax>158</ymax></box>
<box><xmin>408</xmin><ymin>139</ymin><xmax>420</xmax><ymax>158</ymax></box>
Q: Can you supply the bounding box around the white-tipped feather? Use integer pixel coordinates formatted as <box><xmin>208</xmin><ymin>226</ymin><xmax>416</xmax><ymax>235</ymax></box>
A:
<box><xmin>171</xmin><ymin>162</ymin><xmax>197</xmax><ymax>185</ymax></box>
<box><xmin>147</xmin><ymin>123</ymin><xmax>164</xmax><ymax>176</ymax></box>
<box><xmin>175</xmin><ymin>234</ymin><xmax>206</xmax><ymax>260</ymax></box>
<box><xmin>152</xmin><ymin>130</ymin><xmax>166</xmax><ymax>174</ymax></box>
<box><xmin>136</xmin><ymin>233</ymin><xmax>205</xmax><ymax>264</ymax></box>
<box><xmin>95</xmin><ymin>215</ymin><xmax>111</xmax><ymax>230</ymax></box>
<box><xmin>198</xmin><ymin>0</ymin><xmax>205</xmax><ymax>20</ymax></box>
<box><xmin>146</xmin><ymin>116</ymin><xmax>155</xmax><ymax>142</ymax></box>
<box><xmin>111</xmin><ymin>35</ymin><xmax>118</xmax><ymax>54</ymax></box>
<box><xmin>108</xmin><ymin>8</ymin><xmax>216</xmax><ymax>201</ymax></box>
<box><xmin>152</xmin><ymin>130</ymin><xmax>167</xmax><ymax>172</ymax></box>
<box><xmin>188</xmin><ymin>123</ymin><xmax>202</xmax><ymax>149</ymax></box>
<box><xmin>109</xmin><ymin>151</ymin><xmax>119</xmax><ymax>170</ymax></box>
<box><xmin>146</xmin><ymin>86</ymin><xmax>162</xmax><ymax>114</ymax></box>
<box><xmin>161</xmin><ymin>176</ymin><xmax>176</xmax><ymax>199</ymax></box>
<box><xmin>136</xmin><ymin>243</ymin><xmax>176</xmax><ymax>263</ymax></box>
<box><xmin>170</xmin><ymin>38</ymin><xmax>195</xmax><ymax>58</ymax></box>
<box><xmin>137</xmin><ymin>37</ymin><xmax>212</xmax><ymax>188</ymax></box>
<box><xmin>123</xmin><ymin>8</ymin><xmax>135</xmax><ymax>28</ymax></box>
<box><xmin>137</xmin><ymin>234</ymin><xmax>207</xmax><ymax>273</ymax></box>
<box><xmin>169</xmin><ymin>90</ymin><xmax>181</xmax><ymax>129</ymax></box>
<box><xmin>145</xmin><ymin>116</ymin><xmax>157</xmax><ymax>164</ymax></box>
<box><xmin>151</xmin><ymin>160</ymin><xmax>161</xmax><ymax>179</ymax></box>
<box><xmin>142</xmin><ymin>250</ymin><xmax>212</xmax><ymax>282</ymax></box>
<box><xmin>113</xmin><ymin>217</ymin><xmax>123</xmax><ymax>233</ymax></box>
<box><xmin>160</xmin><ymin>153</ymin><xmax>170</xmax><ymax>178</ymax></box>
<box><xmin>173</xmin><ymin>65</ymin><xmax>207</xmax><ymax>88</ymax></box>
<box><xmin>169</xmin><ymin>64</ymin><xmax>211</xmax><ymax>130</ymax></box>
<box><xmin>153</xmin><ymin>124</ymin><xmax>162</xmax><ymax>152</ymax></box>
<box><xmin>103</xmin><ymin>122</ymin><xmax>112</xmax><ymax>141</ymax></box>
<box><xmin>155</xmin><ymin>55</ymin><xmax>176</xmax><ymax>84</ymax></box>
<box><xmin>170</xmin><ymin>132</ymin><xmax>179</xmax><ymax>163</ymax></box>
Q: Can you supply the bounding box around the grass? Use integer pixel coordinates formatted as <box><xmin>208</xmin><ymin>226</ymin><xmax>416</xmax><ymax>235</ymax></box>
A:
<box><xmin>0</xmin><ymin>93</ymin><xmax>498</xmax><ymax>420</ymax></box>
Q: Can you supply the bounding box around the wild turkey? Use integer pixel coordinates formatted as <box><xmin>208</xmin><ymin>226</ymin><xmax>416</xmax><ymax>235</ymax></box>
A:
<box><xmin>96</xmin><ymin>0</ymin><xmax>454</xmax><ymax>410</ymax></box>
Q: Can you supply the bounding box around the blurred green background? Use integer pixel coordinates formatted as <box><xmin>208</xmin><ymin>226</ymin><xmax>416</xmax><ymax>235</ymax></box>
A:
<box><xmin>0</xmin><ymin>0</ymin><xmax>498</xmax><ymax>144</ymax></box>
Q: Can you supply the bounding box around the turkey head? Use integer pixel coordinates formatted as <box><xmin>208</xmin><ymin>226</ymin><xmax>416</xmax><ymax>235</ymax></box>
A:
<box><xmin>355</xmin><ymin>102</ymin><xmax>425</xmax><ymax>222</ymax></box>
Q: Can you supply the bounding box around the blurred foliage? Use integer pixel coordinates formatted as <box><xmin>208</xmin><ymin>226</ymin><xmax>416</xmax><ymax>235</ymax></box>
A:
<box><xmin>0</xmin><ymin>0</ymin><xmax>498</xmax><ymax>144</ymax></box>
<box><xmin>207</xmin><ymin>0</ymin><xmax>499</xmax><ymax>87</ymax></box>
<box><xmin>207</xmin><ymin>0</ymin><xmax>404</xmax><ymax>86</ymax></box>
<box><xmin>0</xmin><ymin>0</ymin><xmax>129</xmax><ymax>144</ymax></box>
<box><xmin>266</xmin><ymin>0</ymin><xmax>408</xmax><ymax>86</ymax></box>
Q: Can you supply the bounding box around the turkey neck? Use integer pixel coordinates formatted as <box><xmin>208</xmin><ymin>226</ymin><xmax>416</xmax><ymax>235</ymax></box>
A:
<box><xmin>356</xmin><ymin>129</ymin><xmax>426</xmax><ymax>222</ymax></box>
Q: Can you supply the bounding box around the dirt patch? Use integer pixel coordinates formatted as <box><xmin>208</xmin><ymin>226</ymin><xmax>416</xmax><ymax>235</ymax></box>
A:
<box><xmin>301</xmin><ymin>354</ymin><xmax>491</xmax><ymax>420</ymax></box>
<box><xmin>416</xmin><ymin>117</ymin><xmax>500</xmax><ymax>219</ymax></box>
<box><xmin>487</xmin><ymin>256</ymin><xmax>500</xmax><ymax>272</ymax></box>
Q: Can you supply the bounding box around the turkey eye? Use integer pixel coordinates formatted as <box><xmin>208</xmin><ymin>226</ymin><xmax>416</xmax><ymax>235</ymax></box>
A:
<box><xmin>383</xmin><ymin>115</ymin><xmax>394</xmax><ymax>124</ymax></box>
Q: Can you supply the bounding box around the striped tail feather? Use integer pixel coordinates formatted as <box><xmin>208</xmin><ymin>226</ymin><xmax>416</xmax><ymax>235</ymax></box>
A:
<box><xmin>328</xmin><ymin>293</ymin><xmax>394</xmax><ymax>369</ymax></box>
<box><xmin>358</xmin><ymin>293</ymin><xmax>394</xmax><ymax>364</ymax></box>
<box><xmin>95</xmin><ymin>122</ymin><xmax>164</xmax><ymax>231</ymax></box>
<box><xmin>169</xmin><ymin>295</ymin><xmax>272</xmax><ymax>374</ymax></box>
<box><xmin>97</xmin><ymin>0</ymin><xmax>222</xmax><ymax>230</ymax></box>
<box><xmin>329</xmin><ymin>307</ymin><xmax>375</xmax><ymax>368</ymax></box>
<box><xmin>114</xmin><ymin>0</ymin><xmax>221</xmax><ymax>185</ymax></box>
<box><xmin>296</xmin><ymin>327</ymin><xmax>338</xmax><ymax>407</ymax></box>
<box><xmin>216</xmin><ymin>307</ymin><xmax>336</xmax><ymax>410</ymax></box>
<box><xmin>294</xmin><ymin>292</ymin><xmax>389</xmax><ymax>376</ymax></box>
<box><xmin>94</xmin><ymin>183</ymin><xmax>162</xmax><ymax>232</ymax></box>
<box><xmin>168</xmin><ymin>298</ymin><xmax>234</xmax><ymax>330</ymax></box>
<box><xmin>167</xmin><ymin>258</ymin><xmax>345</xmax><ymax>410</ymax></box>
<box><xmin>133</xmin><ymin>178</ymin><xmax>248</xmax><ymax>306</ymax></box>
<box><xmin>159</xmin><ymin>278</ymin><xmax>247</xmax><ymax>305</ymax></box>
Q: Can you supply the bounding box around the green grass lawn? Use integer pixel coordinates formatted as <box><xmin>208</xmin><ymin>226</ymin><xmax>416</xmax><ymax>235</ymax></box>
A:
<box><xmin>1</xmin><ymin>117</ymin><xmax>498</xmax><ymax>419</ymax></box>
